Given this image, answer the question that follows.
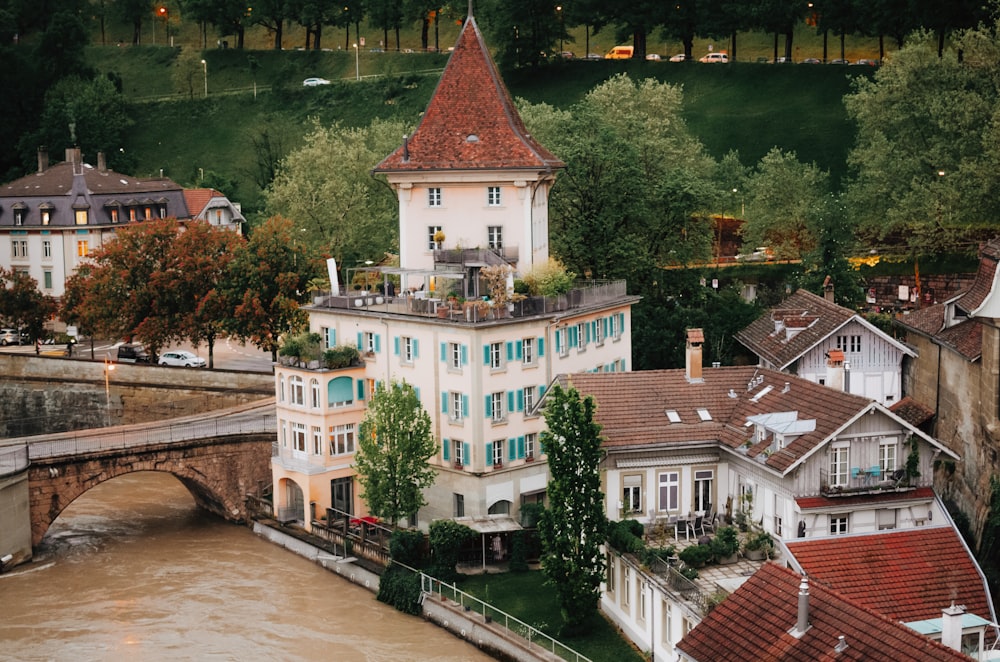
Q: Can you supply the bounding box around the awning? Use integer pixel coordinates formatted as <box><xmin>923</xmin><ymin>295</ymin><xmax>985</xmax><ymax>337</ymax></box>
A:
<box><xmin>454</xmin><ymin>516</ymin><xmax>522</xmax><ymax>534</ymax></box>
<box><xmin>616</xmin><ymin>453</ymin><xmax>719</xmax><ymax>469</ymax></box>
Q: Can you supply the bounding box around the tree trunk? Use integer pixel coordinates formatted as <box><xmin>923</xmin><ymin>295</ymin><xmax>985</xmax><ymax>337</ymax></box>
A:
<box><xmin>421</xmin><ymin>18</ymin><xmax>429</xmax><ymax>50</ymax></box>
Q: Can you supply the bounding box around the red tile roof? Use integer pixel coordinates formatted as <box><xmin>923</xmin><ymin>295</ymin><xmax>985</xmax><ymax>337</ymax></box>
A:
<box><xmin>182</xmin><ymin>188</ymin><xmax>218</xmax><ymax>218</ymax></box>
<box><xmin>677</xmin><ymin>563</ymin><xmax>973</xmax><ymax>662</ymax></box>
<box><xmin>373</xmin><ymin>17</ymin><xmax>564</xmax><ymax>173</ymax></box>
<box><xmin>955</xmin><ymin>238</ymin><xmax>1000</xmax><ymax>315</ymax></box>
<box><xmin>735</xmin><ymin>290</ymin><xmax>859</xmax><ymax>369</ymax></box>
<box><xmin>786</xmin><ymin>527</ymin><xmax>994</xmax><ymax>625</ymax></box>
<box><xmin>562</xmin><ymin>366</ymin><xmax>875</xmax><ymax>474</ymax></box>
<box><xmin>889</xmin><ymin>396</ymin><xmax>936</xmax><ymax>428</ymax></box>
<box><xmin>795</xmin><ymin>486</ymin><xmax>935</xmax><ymax>511</ymax></box>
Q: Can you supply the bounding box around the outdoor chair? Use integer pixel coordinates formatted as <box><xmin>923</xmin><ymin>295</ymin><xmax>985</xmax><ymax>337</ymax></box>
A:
<box><xmin>687</xmin><ymin>514</ymin><xmax>705</xmax><ymax>538</ymax></box>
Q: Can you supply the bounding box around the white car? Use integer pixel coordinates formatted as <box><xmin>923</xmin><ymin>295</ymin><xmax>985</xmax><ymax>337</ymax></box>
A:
<box><xmin>669</xmin><ymin>53</ymin><xmax>687</xmax><ymax>62</ymax></box>
<box><xmin>699</xmin><ymin>52</ymin><xmax>729</xmax><ymax>63</ymax></box>
<box><xmin>645</xmin><ymin>53</ymin><xmax>661</xmax><ymax>61</ymax></box>
<box><xmin>302</xmin><ymin>77</ymin><xmax>330</xmax><ymax>87</ymax></box>
<box><xmin>158</xmin><ymin>350</ymin><xmax>206</xmax><ymax>368</ymax></box>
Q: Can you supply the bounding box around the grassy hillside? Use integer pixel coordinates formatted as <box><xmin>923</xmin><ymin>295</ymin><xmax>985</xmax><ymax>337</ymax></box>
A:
<box><xmin>88</xmin><ymin>33</ymin><xmax>873</xmax><ymax>215</ymax></box>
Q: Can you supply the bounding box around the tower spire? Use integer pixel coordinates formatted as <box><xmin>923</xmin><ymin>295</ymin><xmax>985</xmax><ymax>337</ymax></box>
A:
<box><xmin>468</xmin><ymin>0</ymin><xmax>473</xmax><ymax>19</ymax></box>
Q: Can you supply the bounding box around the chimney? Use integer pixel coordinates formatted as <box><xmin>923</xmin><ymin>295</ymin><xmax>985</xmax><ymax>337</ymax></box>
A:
<box><xmin>37</xmin><ymin>148</ymin><xmax>49</xmax><ymax>173</ymax></box>
<box><xmin>790</xmin><ymin>575</ymin><xmax>811</xmax><ymax>638</ymax></box>
<box><xmin>941</xmin><ymin>602</ymin><xmax>965</xmax><ymax>652</ymax></box>
<box><xmin>402</xmin><ymin>134</ymin><xmax>410</xmax><ymax>161</ymax></box>
<box><xmin>685</xmin><ymin>328</ymin><xmax>704</xmax><ymax>382</ymax></box>
<box><xmin>826</xmin><ymin>350</ymin><xmax>845</xmax><ymax>392</ymax></box>
<box><xmin>823</xmin><ymin>275</ymin><xmax>835</xmax><ymax>302</ymax></box>
<box><xmin>97</xmin><ymin>152</ymin><xmax>107</xmax><ymax>172</ymax></box>
<box><xmin>65</xmin><ymin>147</ymin><xmax>81</xmax><ymax>163</ymax></box>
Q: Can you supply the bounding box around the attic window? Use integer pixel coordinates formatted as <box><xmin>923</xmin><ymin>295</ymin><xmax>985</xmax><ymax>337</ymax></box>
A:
<box><xmin>696</xmin><ymin>408</ymin><xmax>712</xmax><ymax>421</ymax></box>
<box><xmin>466</xmin><ymin>134</ymin><xmax>479</xmax><ymax>142</ymax></box>
<box><xmin>665</xmin><ymin>410</ymin><xmax>681</xmax><ymax>423</ymax></box>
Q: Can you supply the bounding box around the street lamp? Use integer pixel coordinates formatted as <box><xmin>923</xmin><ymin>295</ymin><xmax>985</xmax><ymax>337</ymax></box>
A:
<box><xmin>556</xmin><ymin>6</ymin><xmax>563</xmax><ymax>54</ymax></box>
<box><xmin>201</xmin><ymin>59</ymin><xmax>207</xmax><ymax>98</ymax></box>
<box><xmin>104</xmin><ymin>358</ymin><xmax>115</xmax><ymax>427</ymax></box>
<box><xmin>353</xmin><ymin>42</ymin><xmax>360</xmax><ymax>81</ymax></box>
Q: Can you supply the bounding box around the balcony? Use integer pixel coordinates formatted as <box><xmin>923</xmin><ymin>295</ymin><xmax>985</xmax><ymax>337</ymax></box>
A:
<box><xmin>817</xmin><ymin>467</ymin><xmax>925</xmax><ymax>497</ymax></box>
<box><xmin>307</xmin><ymin>279</ymin><xmax>629</xmax><ymax>323</ymax></box>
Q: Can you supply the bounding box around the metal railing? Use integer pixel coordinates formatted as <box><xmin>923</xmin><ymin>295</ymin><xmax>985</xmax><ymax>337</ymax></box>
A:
<box><xmin>0</xmin><ymin>445</ymin><xmax>28</xmax><ymax>477</ymax></box>
<box><xmin>817</xmin><ymin>466</ymin><xmax>924</xmax><ymax>496</ymax></box>
<box><xmin>10</xmin><ymin>413</ymin><xmax>276</xmax><ymax>460</ymax></box>
<box><xmin>419</xmin><ymin>571</ymin><xmax>593</xmax><ymax>662</ymax></box>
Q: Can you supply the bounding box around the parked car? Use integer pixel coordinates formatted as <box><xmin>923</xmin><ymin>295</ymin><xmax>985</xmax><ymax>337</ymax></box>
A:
<box><xmin>0</xmin><ymin>328</ymin><xmax>20</xmax><ymax>345</ymax></box>
<box><xmin>583</xmin><ymin>53</ymin><xmax>603</xmax><ymax>61</ymax></box>
<box><xmin>158</xmin><ymin>350</ymin><xmax>206</xmax><ymax>368</ymax></box>
<box><xmin>801</xmin><ymin>58</ymin><xmax>822</xmax><ymax>64</ymax></box>
<box><xmin>852</xmin><ymin>58</ymin><xmax>879</xmax><ymax>66</ymax></box>
<box><xmin>559</xmin><ymin>51</ymin><xmax>575</xmax><ymax>59</ymax></box>
<box><xmin>302</xmin><ymin>77</ymin><xmax>330</xmax><ymax>87</ymax></box>
<box><xmin>117</xmin><ymin>343</ymin><xmax>154</xmax><ymax>363</ymax></box>
<box><xmin>736</xmin><ymin>247</ymin><xmax>774</xmax><ymax>262</ymax></box>
<box><xmin>828</xmin><ymin>58</ymin><xmax>850</xmax><ymax>65</ymax></box>
<box><xmin>775</xmin><ymin>56</ymin><xmax>793</xmax><ymax>63</ymax></box>
<box><xmin>699</xmin><ymin>52</ymin><xmax>729</xmax><ymax>63</ymax></box>
<box><xmin>669</xmin><ymin>53</ymin><xmax>687</xmax><ymax>62</ymax></box>
<box><xmin>645</xmin><ymin>53</ymin><xmax>661</xmax><ymax>61</ymax></box>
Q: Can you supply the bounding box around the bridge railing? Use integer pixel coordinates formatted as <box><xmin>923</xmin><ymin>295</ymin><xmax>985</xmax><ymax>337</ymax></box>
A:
<box><xmin>0</xmin><ymin>445</ymin><xmax>28</xmax><ymax>477</ymax></box>
<box><xmin>17</xmin><ymin>413</ymin><xmax>276</xmax><ymax>459</ymax></box>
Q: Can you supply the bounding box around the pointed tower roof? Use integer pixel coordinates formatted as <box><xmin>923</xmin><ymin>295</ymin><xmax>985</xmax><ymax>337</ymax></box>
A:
<box><xmin>374</xmin><ymin>15</ymin><xmax>564</xmax><ymax>173</ymax></box>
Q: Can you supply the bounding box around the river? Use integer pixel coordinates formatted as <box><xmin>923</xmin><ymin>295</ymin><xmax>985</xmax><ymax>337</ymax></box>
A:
<box><xmin>0</xmin><ymin>471</ymin><xmax>491</xmax><ymax>661</ymax></box>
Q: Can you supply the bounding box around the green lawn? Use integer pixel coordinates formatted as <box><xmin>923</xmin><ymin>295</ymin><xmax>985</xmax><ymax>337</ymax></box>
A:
<box><xmin>457</xmin><ymin>570</ymin><xmax>644</xmax><ymax>662</ymax></box>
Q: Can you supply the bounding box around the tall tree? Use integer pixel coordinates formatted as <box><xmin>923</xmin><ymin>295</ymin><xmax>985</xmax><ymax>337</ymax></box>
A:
<box><xmin>368</xmin><ymin>0</ymin><xmax>405</xmax><ymax>50</ymax></box>
<box><xmin>250</xmin><ymin>0</ymin><xmax>288</xmax><ymax>49</ymax></box>
<box><xmin>0</xmin><ymin>268</ymin><xmax>56</xmax><ymax>342</ymax></box>
<box><xmin>355</xmin><ymin>380</ymin><xmax>437</xmax><ymax>525</ymax></box>
<box><xmin>538</xmin><ymin>383</ymin><xmax>607</xmax><ymax>635</ymax></box>
<box><xmin>480</xmin><ymin>0</ymin><xmax>565</xmax><ymax>68</ymax></box>
<box><xmin>264</xmin><ymin>118</ymin><xmax>404</xmax><ymax>275</ymax></box>
<box><xmin>221</xmin><ymin>215</ymin><xmax>313</xmax><ymax>361</ymax></box>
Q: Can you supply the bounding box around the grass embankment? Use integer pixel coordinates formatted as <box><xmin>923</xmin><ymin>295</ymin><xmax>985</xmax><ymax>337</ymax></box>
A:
<box><xmin>89</xmin><ymin>44</ymin><xmax>869</xmax><ymax>214</ymax></box>
<box><xmin>460</xmin><ymin>570</ymin><xmax>644</xmax><ymax>662</ymax></box>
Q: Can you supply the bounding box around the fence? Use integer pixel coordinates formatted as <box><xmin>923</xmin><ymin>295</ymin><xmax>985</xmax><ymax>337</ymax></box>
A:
<box><xmin>8</xmin><ymin>413</ymin><xmax>275</xmax><ymax>459</ymax></box>
<box><xmin>419</xmin><ymin>571</ymin><xmax>593</xmax><ymax>662</ymax></box>
<box><xmin>0</xmin><ymin>445</ymin><xmax>28</xmax><ymax>477</ymax></box>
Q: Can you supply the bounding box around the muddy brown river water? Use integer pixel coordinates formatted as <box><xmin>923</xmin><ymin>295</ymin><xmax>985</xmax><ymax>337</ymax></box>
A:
<box><xmin>0</xmin><ymin>471</ymin><xmax>490</xmax><ymax>661</ymax></box>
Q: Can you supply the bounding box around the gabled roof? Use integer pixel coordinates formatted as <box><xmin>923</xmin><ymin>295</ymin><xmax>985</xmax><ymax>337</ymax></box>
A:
<box><xmin>957</xmin><ymin>237</ymin><xmax>1000</xmax><ymax>316</ymax></box>
<box><xmin>182</xmin><ymin>188</ymin><xmax>244</xmax><ymax>223</ymax></box>
<box><xmin>889</xmin><ymin>396</ymin><xmax>935</xmax><ymax>428</ymax></box>
<box><xmin>373</xmin><ymin>15</ymin><xmax>564</xmax><ymax>173</ymax></box>
<box><xmin>1</xmin><ymin>159</ymin><xmax>179</xmax><ymax>197</ymax></box>
<box><xmin>676</xmin><ymin>563</ymin><xmax>972</xmax><ymax>662</ymax></box>
<box><xmin>897</xmin><ymin>305</ymin><xmax>983</xmax><ymax>361</ymax></box>
<box><xmin>557</xmin><ymin>367</ymin><xmax>956</xmax><ymax>474</ymax></box>
<box><xmin>735</xmin><ymin>289</ymin><xmax>914</xmax><ymax>370</ymax></box>
<box><xmin>785</xmin><ymin>528</ymin><xmax>996</xmax><ymax>626</ymax></box>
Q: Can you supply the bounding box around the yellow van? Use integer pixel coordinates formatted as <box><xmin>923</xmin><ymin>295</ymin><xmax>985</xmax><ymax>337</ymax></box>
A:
<box><xmin>605</xmin><ymin>45</ymin><xmax>634</xmax><ymax>60</ymax></box>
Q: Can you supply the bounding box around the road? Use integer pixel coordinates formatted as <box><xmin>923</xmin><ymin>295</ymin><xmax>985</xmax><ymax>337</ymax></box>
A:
<box><xmin>3</xmin><ymin>337</ymin><xmax>275</xmax><ymax>372</ymax></box>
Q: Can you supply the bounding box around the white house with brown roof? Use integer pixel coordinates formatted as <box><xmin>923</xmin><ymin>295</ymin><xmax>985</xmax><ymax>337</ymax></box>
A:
<box><xmin>736</xmin><ymin>288</ymin><xmax>915</xmax><ymax>405</ymax></box>
<box><xmin>0</xmin><ymin>148</ymin><xmax>243</xmax><ymax>298</ymax></box>
<box><xmin>551</xmin><ymin>333</ymin><xmax>997</xmax><ymax>660</ymax></box>
<box><xmin>272</xmin><ymin>10</ymin><xmax>636</xmax><ymax>538</ymax></box>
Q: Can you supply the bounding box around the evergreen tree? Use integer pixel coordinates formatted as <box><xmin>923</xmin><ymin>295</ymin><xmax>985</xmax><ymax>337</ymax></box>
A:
<box><xmin>356</xmin><ymin>380</ymin><xmax>437</xmax><ymax>526</ymax></box>
<box><xmin>538</xmin><ymin>383</ymin><xmax>607</xmax><ymax>635</ymax></box>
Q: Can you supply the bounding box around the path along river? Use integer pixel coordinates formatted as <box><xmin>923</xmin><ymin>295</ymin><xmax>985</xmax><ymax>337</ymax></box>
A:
<box><xmin>0</xmin><ymin>471</ymin><xmax>491</xmax><ymax>661</ymax></box>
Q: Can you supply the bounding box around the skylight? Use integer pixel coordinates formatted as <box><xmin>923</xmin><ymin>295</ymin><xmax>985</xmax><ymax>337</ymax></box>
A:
<box><xmin>665</xmin><ymin>410</ymin><xmax>681</xmax><ymax>423</ymax></box>
<box><xmin>697</xmin><ymin>408</ymin><xmax>712</xmax><ymax>421</ymax></box>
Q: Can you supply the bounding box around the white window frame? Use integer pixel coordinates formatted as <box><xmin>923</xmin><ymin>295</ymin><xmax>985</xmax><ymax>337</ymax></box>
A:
<box><xmin>428</xmin><ymin>187</ymin><xmax>442</xmax><ymax>207</ymax></box>
<box><xmin>42</xmin><ymin>240</ymin><xmax>52</xmax><ymax>259</ymax></box>
<box><xmin>289</xmin><ymin>375</ymin><xmax>305</xmax><ymax>406</ymax></box>
<box><xmin>830</xmin><ymin>514</ymin><xmax>849</xmax><ymax>535</ymax></box>
<box><xmin>491</xmin><ymin>391</ymin><xmax>505</xmax><ymax>423</ymax></box>
<box><xmin>879</xmin><ymin>438</ymin><xmax>897</xmax><ymax>475</ymax></box>
<box><xmin>658</xmin><ymin>471</ymin><xmax>679</xmax><ymax>512</ymax></box>
<box><xmin>292</xmin><ymin>422</ymin><xmax>307</xmax><ymax>453</ymax></box>
<box><xmin>12</xmin><ymin>240</ymin><xmax>27</xmax><ymax>259</ymax></box>
<box><xmin>830</xmin><ymin>443</ymin><xmax>849</xmax><ymax>487</ymax></box>
<box><xmin>489</xmin><ymin>341</ymin><xmax>503</xmax><ymax>370</ymax></box>
<box><xmin>522</xmin><ymin>337</ymin><xmax>535</xmax><ymax>365</ymax></box>
<box><xmin>556</xmin><ymin>328</ymin><xmax>568</xmax><ymax>357</ymax></box>
<box><xmin>623</xmin><ymin>474</ymin><xmax>642</xmax><ymax>513</ymax></box>
<box><xmin>312</xmin><ymin>426</ymin><xmax>323</xmax><ymax>455</ymax></box>
<box><xmin>492</xmin><ymin>439</ymin><xmax>504</xmax><ymax>466</ymax></box>
<box><xmin>525</xmin><ymin>432</ymin><xmax>536</xmax><ymax>458</ymax></box>
<box><xmin>428</xmin><ymin>225</ymin><xmax>442</xmax><ymax>250</ymax></box>
<box><xmin>401</xmin><ymin>336</ymin><xmax>415</xmax><ymax>364</ymax></box>
<box><xmin>576</xmin><ymin>322</ymin><xmax>587</xmax><ymax>352</ymax></box>
<box><xmin>449</xmin><ymin>342</ymin><xmax>462</xmax><ymax>370</ymax></box>
<box><xmin>330</xmin><ymin>423</ymin><xmax>356</xmax><ymax>456</ymax></box>
<box><xmin>75</xmin><ymin>209</ymin><xmax>88</xmax><ymax>225</ymax></box>
<box><xmin>488</xmin><ymin>225</ymin><xmax>503</xmax><ymax>249</ymax></box>
<box><xmin>450</xmin><ymin>391</ymin><xmax>463</xmax><ymax>422</ymax></box>
<box><xmin>310</xmin><ymin>379</ymin><xmax>320</xmax><ymax>408</ymax></box>
<box><xmin>611</xmin><ymin>314</ymin><xmax>622</xmax><ymax>339</ymax></box>
<box><xmin>693</xmin><ymin>469</ymin><xmax>713</xmax><ymax>512</ymax></box>
<box><xmin>453</xmin><ymin>439</ymin><xmax>464</xmax><ymax>466</ymax></box>
<box><xmin>364</xmin><ymin>331</ymin><xmax>377</xmax><ymax>354</ymax></box>
<box><xmin>487</xmin><ymin>186</ymin><xmax>501</xmax><ymax>206</ymax></box>
<box><xmin>523</xmin><ymin>386</ymin><xmax>536</xmax><ymax>413</ymax></box>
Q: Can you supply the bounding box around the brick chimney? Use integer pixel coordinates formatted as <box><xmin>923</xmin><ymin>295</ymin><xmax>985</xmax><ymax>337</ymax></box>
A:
<box><xmin>826</xmin><ymin>349</ymin><xmax>845</xmax><ymax>392</ymax></box>
<box><xmin>37</xmin><ymin>148</ymin><xmax>49</xmax><ymax>173</ymax></box>
<box><xmin>97</xmin><ymin>151</ymin><xmax>107</xmax><ymax>173</ymax></box>
<box><xmin>941</xmin><ymin>602</ymin><xmax>965</xmax><ymax>652</ymax></box>
<box><xmin>823</xmin><ymin>275</ymin><xmax>835</xmax><ymax>302</ymax></box>
<box><xmin>686</xmin><ymin>328</ymin><xmax>704</xmax><ymax>382</ymax></box>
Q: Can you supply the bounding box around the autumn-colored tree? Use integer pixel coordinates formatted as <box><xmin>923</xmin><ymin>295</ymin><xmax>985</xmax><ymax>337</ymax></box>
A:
<box><xmin>221</xmin><ymin>215</ymin><xmax>314</xmax><ymax>361</ymax></box>
<box><xmin>0</xmin><ymin>267</ymin><xmax>56</xmax><ymax>341</ymax></box>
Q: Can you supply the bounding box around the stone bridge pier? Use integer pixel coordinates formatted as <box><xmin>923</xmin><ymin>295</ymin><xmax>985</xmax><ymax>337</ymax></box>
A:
<box><xmin>28</xmin><ymin>434</ymin><xmax>273</xmax><ymax>547</ymax></box>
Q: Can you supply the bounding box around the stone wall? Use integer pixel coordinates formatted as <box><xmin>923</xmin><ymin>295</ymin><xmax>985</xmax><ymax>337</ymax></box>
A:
<box><xmin>0</xmin><ymin>354</ymin><xmax>273</xmax><ymax>437</ymax></box>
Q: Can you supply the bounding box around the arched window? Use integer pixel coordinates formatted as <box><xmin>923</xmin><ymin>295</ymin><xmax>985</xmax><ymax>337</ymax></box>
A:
<box><xmin>328</xmin><ymin>376</ymin><xmax>354</xmax><ymax>408</ymax></box>
<box><xmin>310</xmin><ymin>379</ymin><xmax>320</xmax><ymax>408</ymax></box>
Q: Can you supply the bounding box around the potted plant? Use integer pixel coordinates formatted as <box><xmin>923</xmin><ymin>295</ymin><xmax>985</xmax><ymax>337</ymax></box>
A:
<box><xmin>672</xmin><ymin>565</ymin><xmax>699</xmax><ymax>590</ymax></box>
<box><xmin>710</xmin><ymin>525</ymin><xmax>741</xmax><ymax>564</ymax></box>
<box><xmin>678</xmin><ymin>543</ymin><xmax>713</xmax><ymax>569</ymax></box>
<box><xmin>742</xmin><ymin>529</ymin><xmax>774</xmax><ymax>561</ymax></box>
<box><xmin>433</xmin><ymin>230</ymin><xmax>446</xmax><ymax>249</ymax></box>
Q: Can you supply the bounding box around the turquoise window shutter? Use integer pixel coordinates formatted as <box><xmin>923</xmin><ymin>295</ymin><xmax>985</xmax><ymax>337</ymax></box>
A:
<box><xmin>539</xmin><ymin>384</ymin><xmax>546</xmax><ymax>397</ymax></box>
<box><xmin>485</xmin><ymin>395</ymin><xmax>492</xmax><ymax>418</ymax></box>
<box><xmin>507</xmin><ymin>390</ymin><xmax>515</xmax><ymax>413</ymax></box>
<box><xmin>517</xmin><ymin>389</ymin><xmax>524</xmax><ymax>411</ymax></box>
<box><xmin>483</xmin><ymin>344</ymin><xmax>490</xmax><ymax>365</ymax></box>
<box><xmin>413</xmin><ymin>339</ymin><xmax>419</xmax><ymax>358</ymax></box>
<box><xmin>393</xmin><ymin>337</ymin><xmax>400</xmax><ymax>355</ymax></box>
<box><xmin>485</xmin><ymin>442</ymin><xmax>493</xmax><ymax>466</ymax></box>
<box><xmin>441</xmin><ymin>392</ymin><xmax>448</xmax><ymax>413</ymax></box>
<box><xmin>440</xmin><ymin>342</ymin><xmax>446</xmax><ymax>362</ymax></box>
<box><xmin>463</xmin><ymin>443</ymin><xmax>470</xmax><ymax>466</ymax></box>
<box><xmin>462</xmin><ymin>395</ymin><xmax>469</xmax><ymax>418</ymax></box>
<box><xmin>506</xmin><ymin>342</ymin><xmax>513</xmax><ymax>361</ymax></box>
<box><xmin>586</xmin><ymin>322</ymin><xmax>592</xmax><ymax>344</ymax></box>
<box><xmin>414</xmin><ymin>387</ymin><xmax>421</xmax><ymax>400</ymax></box>
<box><xmin>517</xmin><ymin>436</ymin><xmax>525</xmax><ymax>458</ymax></box>
<box><xmin>461</xmin><ymin>344</ymin><xmax>468</xmax><ymax>365</ymax></box>
<box><xmin>443</xmin><ymin>439</ymin><xmax>450</xmax><ymax>461</ymax></box>
<box><xmin>515</xmin><ymin>341</ymin><xmax>522</xmax><ymax>360</ymax></box>
<box><xmin>357</xmin><ymin>380</ymin><xmax>365</xmax><ymax>400</ymax></box>
<box><xmin>538</xmin><ymin>338</ymin><xmax>545</xmax><ymax>356</ymax></box>
<box><xmin>356</xmin><ymin>332</ymin><xmax>363</xmax><ymax>349</ymax></box>
<box><xmin>618</xmin><ymin>312</ymin><xmax>625</xmax><ymax>332</ymax></box>
<box><xmin>374</xmin><ymin>335</ymin><xmax>381</xmax><ymax>353</ymax></box>
<box><xmin>508</xmin><ymin>438</ymin><xmax>516</xmax><ymax>462</ymax></box>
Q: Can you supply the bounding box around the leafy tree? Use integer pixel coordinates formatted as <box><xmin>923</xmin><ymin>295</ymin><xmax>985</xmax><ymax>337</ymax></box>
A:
<box><xmin>264</xmin><ymin>118</ymin><xmax>404</xmax><ymax>274</ymax></box>
<box><xmin>172</xmin><ymin>47</ymin><xmax>206</xmax><ymax>100</ymax></box>
<box><xmin>844</xmin><ymin>25</ymin><xmax>1000</xmax><ymax>257</ymax></box>
<box><xmin>221</xmin><ymin>215</ymin><xmax>313</xmax><ymax>361</ymax></box>
<box><xmin>601</xmin><ymin>0</ymin><xmax>664</xmax><ymax>58</ymax></box>
<box><xmin>250</xmin><ymin>0</ymin><xmax>288</xmax><ymax>49</ymax></box>
<box><xmin>355</xmin><ymin>380</ymin><xmax>437</xmax><ymax>526</ymax></box>
<box><xmin>798</xmin><ymin>193</ymin><xmax>864</xmax><ymax>308</ymax></box>
<box><xmin>117</xmin><ymin>0</ymin><xmax>149</xmax><ymax>45</ymax></box>
<box><xmin>428</xmin><ymin>519</ymin><xmax>476</xmax><ymax>583</ymax></box>
<box><xmin>0</xmin><ymin>268</ymin><xmax>56</xmax><ymax>341</ymax></box>
<box><xmin>742</xmin><ymin>147</ymin><xmax>830</xmax><ymax>260</ymax></box>
<box><xmin>538</xmin><ymin>383</ymin><xmax>607</xmax><ymax>635</ymax></box>
<box><xmin>368</xmin><ymin>0</ymin><xmax>405</xmax><ymax>51</ymax></box>
<box><xmin>480</xmin><ymin>0</ymin><xmax>565</xmax><ymax>68</ymax></box>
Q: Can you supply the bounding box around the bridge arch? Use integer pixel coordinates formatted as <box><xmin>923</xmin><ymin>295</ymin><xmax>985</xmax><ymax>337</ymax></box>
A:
<box><xmin>28</xmin><ymin>435</ymin><xmax>272</xmax><ymax>547</ymax></box>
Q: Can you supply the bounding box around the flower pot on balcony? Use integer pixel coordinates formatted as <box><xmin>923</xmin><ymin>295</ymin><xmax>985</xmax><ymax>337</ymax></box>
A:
<box><xmin>454</xmin><ymin>462</ymin><xmax>464</xmax><ymax>470</ymax></box>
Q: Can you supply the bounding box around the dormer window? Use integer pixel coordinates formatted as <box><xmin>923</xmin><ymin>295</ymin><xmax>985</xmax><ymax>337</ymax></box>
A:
<box><xmin>75</xmin><ymin>209</ymin><xmax>88</xmax><ymax>225</ymax></box>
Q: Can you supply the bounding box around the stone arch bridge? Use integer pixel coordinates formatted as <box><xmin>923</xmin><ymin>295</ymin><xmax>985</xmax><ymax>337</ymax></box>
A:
<box><xmin>5</xmin><ymin>400</ymin><xmax>275</xmax><ymax>549</ymax></box>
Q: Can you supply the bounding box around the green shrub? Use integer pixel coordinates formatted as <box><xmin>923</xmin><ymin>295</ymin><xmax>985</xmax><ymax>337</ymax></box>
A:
<box><xmin>678</xmin><ymin>543</ymin><xmax>713</xmax><ymax>568</ymax></box>
<box><xmin>389</xmin><ymin>529</ymin><xmax>426</xmax><ymax>567</ymax></box>
<box><xmin>509</xmin><ymin>530</ymin><xmax>529</xmax><ymax>572</ymax></box>
<box><xmin>322</xmin><ymin>344</ymin><xmax>360</xmax><ymax>369</ymax></box>
<box><xmin>640</xmin><ymin>545</ymin><xmax>675</xmax><ymax>567</ymax></box>
<box><xmin>428</xmin><ymin>519</ymin><xmax>477</xmax><ymax>583</ymax></box>
<box><xmin>520</xmin><ymin>502</ymin><xmax>544</xmax><ymax>528</ymax></box>
<box><xmin>377</xmin><ymin>565</ymin><xmax>422</xmax><ymax>615</ymax></box>
<box><xmin>279</xmin><ymin>331</ymin><xmax>322</xmax><ymax>361</ymax></box>
<box><xmin>709</xmin><ymin>525</ymin><xmax>740</xmax><ymax>559</ymax></box>
<box><xmin>606</xmin><ymin>520</ymin><xmax>644</xmax><ymax>554</ymax></box>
